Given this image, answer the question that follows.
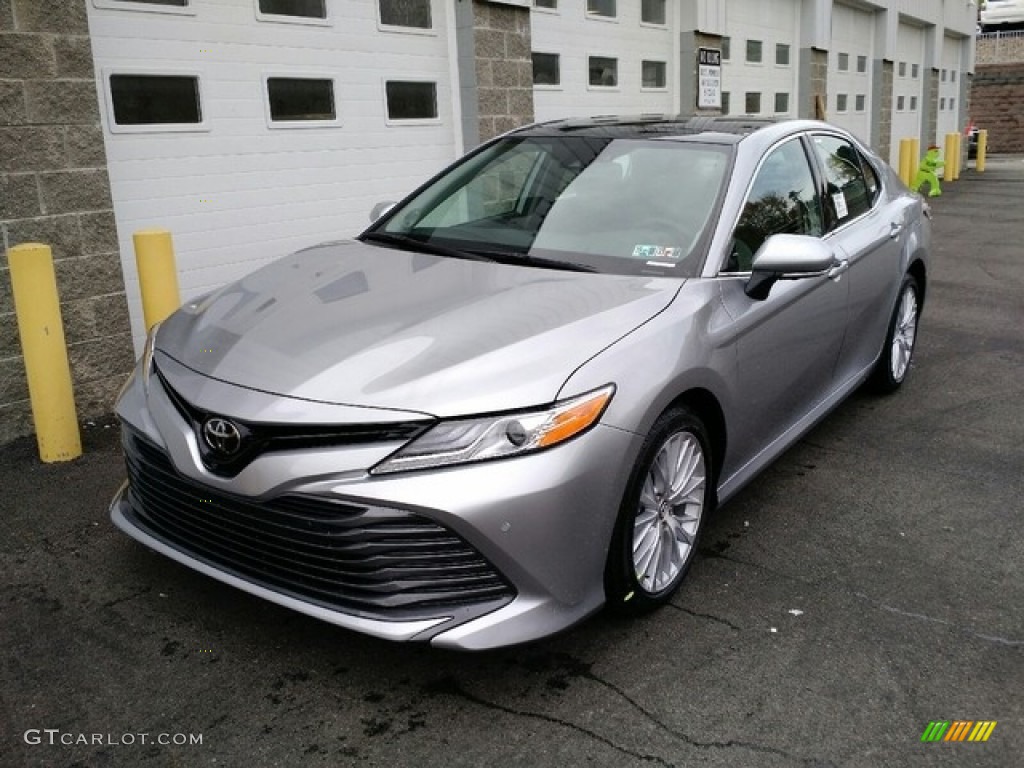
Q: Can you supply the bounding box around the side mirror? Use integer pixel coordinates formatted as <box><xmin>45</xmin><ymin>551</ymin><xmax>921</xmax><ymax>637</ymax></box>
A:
<box><xmin>744</xmin><ymin>234</ymin><xmax>838</xmax><ymax>300</ymax></box>
<box><xmin>369</xmin><ymin>201</ymin><xmax>397</xmax><ymax>223</ymax></box>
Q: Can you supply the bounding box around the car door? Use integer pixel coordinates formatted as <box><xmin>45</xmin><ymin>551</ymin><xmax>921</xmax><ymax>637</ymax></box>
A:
<box><xmin>808</xmin><ymin>133</ymin><xmax>907</xmax><ymax>386</ymax></box>
<box><xmin>716</xmin><ymin>136</ymin><xmax>850</xmax><ymax>476</ymax></box>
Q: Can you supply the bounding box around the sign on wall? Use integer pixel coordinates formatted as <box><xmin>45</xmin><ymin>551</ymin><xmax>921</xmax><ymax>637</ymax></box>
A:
<box><xmin>697</xmin><ymin>48</ymin><xmax>722</xmax><ymax>110</ymax></box>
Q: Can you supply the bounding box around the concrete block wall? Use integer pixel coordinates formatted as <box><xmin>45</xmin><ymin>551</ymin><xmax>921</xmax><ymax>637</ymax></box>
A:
<box><xmin>971</xmin><ymin>64</ymin><xmax>1024</xmax><ymax>153</ymax></box>
<box><xmin>0</xmin><ymin>0</ymin><xmax>133</xmax><ymax>444</ymax></box>
<box><xmin>472</xmin><ymin>0</ymin><xmax>534</xmax><ymax>143</ymax></box>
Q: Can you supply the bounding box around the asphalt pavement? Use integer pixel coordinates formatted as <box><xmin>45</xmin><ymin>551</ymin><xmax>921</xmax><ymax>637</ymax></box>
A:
<box><xmin>1</xmin><ymin>157</ymin><xmax>1022</xmax><ymax>768</ymax></box>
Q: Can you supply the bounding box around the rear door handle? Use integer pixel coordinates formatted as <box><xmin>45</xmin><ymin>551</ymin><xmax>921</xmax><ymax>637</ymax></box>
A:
<box><xmin>827</xmin><ymin>259</ymin><xmax>849</xmax><ymax>281</ymax></box>
<box><xmin>889</xmin><ymin>221</ymin><xmax>903</xmax><ymax>239</ymax></box>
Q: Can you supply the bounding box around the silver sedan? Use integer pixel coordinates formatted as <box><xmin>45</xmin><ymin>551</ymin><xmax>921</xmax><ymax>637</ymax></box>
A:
<box><xmin>110</xmin><ymin>117</ymin><xmax>929</xmax><ymax>650</ymax></box>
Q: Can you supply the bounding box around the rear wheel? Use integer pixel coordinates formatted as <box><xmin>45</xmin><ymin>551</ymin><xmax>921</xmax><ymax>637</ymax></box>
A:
<box><xmin>870</xmin><ymin>274</ymin><xmax>921</xmax><ymax>393</ymax></box>
<box><xmin>605</xmin><ymin>407</ymin><xmax>712</xmax><ymax>614</ymax></box>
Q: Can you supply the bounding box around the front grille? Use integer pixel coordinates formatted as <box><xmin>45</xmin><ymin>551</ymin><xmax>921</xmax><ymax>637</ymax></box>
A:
<box><xmin>121</xmin><ymin>429</ymin><xmax>514</xmax><ymax>621</ymax></box>
<box><xmin>154</xmin><ymin>363</ymin><xmax>434</xmax><ymax>477</ymax></box>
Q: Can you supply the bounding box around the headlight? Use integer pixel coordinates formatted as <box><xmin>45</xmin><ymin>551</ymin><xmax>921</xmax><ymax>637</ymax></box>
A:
<box><xmin>115</xmin><ymin>321</ymin><xmax>161</xmax><ymax>403</ymax></box>
<box><xmin>140</xmin><ymin>320</ymin><xmax>161</xmax><ymax>392</ymax></box>
<box><xmin>371</xmin><ymin>384</ymin><xmax>615</xmax><ymax>475</ymax></box>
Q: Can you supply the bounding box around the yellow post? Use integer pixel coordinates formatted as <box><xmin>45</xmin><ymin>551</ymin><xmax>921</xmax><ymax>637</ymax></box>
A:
<box><xmin>943</xmin><ymin>133</ymin><xmax>956</xmax><ymax>183</ymax></box>
<box><xmin>133</xmin><ymin>229</ymin><xmax>181</xmax><ymax>330</ymax></box>
<box><xmin>898</xmin><ymin>138</ymin><xmax>913</xmax><ymax>187</ymax></box>
<box><xmin>909</xmin><ymin>138</ymin><xmax>920</xmax><ymax>187</ymax></box>
<box><xmin>7</xmin><ymin>243</ymin><xmax>82</xmax><ymax>462</ymax></box>
<box><xmin>952</xmin><ymin>132</ymin><xmax>962</xmax><ymax>180</ymax></box>
<box><xmin>976</xmin><ymin>129</ymin><xmax>988</xmax><ymax>173</ymax></box>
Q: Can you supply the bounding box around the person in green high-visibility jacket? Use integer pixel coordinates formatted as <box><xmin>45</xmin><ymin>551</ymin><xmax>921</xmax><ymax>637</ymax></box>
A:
<box><xmin>912</xmin><ymin>146</ymin><xmax>944</xmax><ymax>197</ymax></box>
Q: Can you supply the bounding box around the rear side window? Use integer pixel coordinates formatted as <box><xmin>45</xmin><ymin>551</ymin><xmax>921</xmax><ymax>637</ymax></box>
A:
<box><xmin>811</xmin><ymin>134</ymin><xmax>873</xmax><ymax>229</ymax></box>
<box><xmin>726</xmin><ymin>138</ymin><xmax>823</xmax><ymax>272</ymax></box>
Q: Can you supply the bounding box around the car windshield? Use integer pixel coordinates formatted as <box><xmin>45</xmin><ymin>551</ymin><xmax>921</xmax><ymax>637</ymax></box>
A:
<box><xmin>365</xmin><ymin>135</ymin><xmax>732</xmax><ymax>277</ymax></box>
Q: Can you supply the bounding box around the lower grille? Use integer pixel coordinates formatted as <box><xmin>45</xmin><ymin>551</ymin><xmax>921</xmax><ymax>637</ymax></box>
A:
<box><xmin>121</xmin><ymin>429</ymin><xmax>514</xmax><ymax>621</ymax></box>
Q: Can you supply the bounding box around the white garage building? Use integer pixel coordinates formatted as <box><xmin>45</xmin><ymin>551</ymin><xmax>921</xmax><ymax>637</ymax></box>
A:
<box><xmin>82</xmin><ymin>0</ymin><xmax>977</xmax><ymax>350</ymax></box>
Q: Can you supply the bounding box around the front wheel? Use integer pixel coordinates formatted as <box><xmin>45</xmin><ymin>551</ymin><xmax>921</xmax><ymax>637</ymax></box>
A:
<box><xmin>605</xmin><ymin>407</ymin><xmax>712</xmax><ymax>614</ymax></box>
<box><xmin>869</xmin><ymin>274</ymin><xmax>921</xmax><ymax>393</ymax></box>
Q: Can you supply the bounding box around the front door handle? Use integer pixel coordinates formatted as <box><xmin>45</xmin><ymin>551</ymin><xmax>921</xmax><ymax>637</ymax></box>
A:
<box><xmin>827</xmin><ymin>259</ymin><xmax>850</xmax><ymax>281</ymax></box>
<box><xmin>889</xmin><ymin>221</ymin><xmax>904</xmax><ymax>239</ymax></box>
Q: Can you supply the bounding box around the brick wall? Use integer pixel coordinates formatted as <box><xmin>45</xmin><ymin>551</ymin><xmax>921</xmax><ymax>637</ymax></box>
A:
<box><xmin>971</xmin><ymin>63</ymin><xmax>1024</xmax><ymax>153</ymax></box>
<box><xmin>471</xmin><ymin>0</ymin><xmax>534</xmax><ymax>143</ymax></box>
<box><xmin>0</xmin><ymin>0</ymin><xmax>133</xmax><ymax>444</ymax></box>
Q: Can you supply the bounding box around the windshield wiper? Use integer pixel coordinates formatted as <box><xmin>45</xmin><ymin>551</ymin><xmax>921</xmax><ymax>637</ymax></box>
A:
<box><xmin>360</xmin><ymin>232</ymin><xmax>496</xmax><ymax>263</ymax></box>
<box><xmin>482</xmin><ymin>251</ymin><xmax>598</xmax><ymax>273</ymax></box>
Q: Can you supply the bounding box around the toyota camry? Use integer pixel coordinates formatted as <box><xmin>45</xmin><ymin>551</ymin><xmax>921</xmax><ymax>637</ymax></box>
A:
<box><xmin>110</xmin><ymin>117</ymin><xmax>929</xmax><ymax>650</ymax></box>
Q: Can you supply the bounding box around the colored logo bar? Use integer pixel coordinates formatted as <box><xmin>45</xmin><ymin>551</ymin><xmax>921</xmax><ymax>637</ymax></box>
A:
<box><xmin>921</xmin><ymin>721</ymin><xmax>997</xmax><ymax>742</ymax></box>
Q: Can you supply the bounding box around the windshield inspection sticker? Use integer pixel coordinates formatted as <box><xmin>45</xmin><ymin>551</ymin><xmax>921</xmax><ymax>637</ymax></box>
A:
<box><xmin>633</xmin><ymin>244</ymin><xmax>683</xmax><ymax>263</ymax></box>
<box><xmin>832</xmin><ymin>192</ymin><xmax>849</xmax><ymax>219</ymax></box>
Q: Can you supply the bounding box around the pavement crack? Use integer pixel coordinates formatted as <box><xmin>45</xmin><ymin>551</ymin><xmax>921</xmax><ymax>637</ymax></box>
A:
<box><xmin>102</xmin><ymin>586</ymin><xmax>152</xmax><ymax>609</ymax></box>
<box><xmin>424</xmin><ymin>676</ymin><xmax>675</xmax><ymax>766</ymax></box>
<box><xmin>853</xmin><ymin>592</ymin><xmax>1024</xmax><ymax>648</ymax></box>
<box><xmin>582</xmin><ymin>671</ymin><xmax>829</xmax><ymax>766</ymax></box>
<box><xmin>665</xmin><ymin>603</ymin><xmax>742</xmax><ymax>631</ymax></box>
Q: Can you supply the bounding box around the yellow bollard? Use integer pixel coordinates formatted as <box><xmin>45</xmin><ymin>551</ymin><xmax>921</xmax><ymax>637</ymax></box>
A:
<box><xmin>977</xmin><ymin>129</ymin><xmax>988</xmax><ymax>173</ymax></box>
<box><xmin>909</xmin><ymin>138</ymin><xmax>920</xmax><ymax>187</ymax></box>
<box><xmin>943</xmin><ymin>133</ymin><xmax>956</xmax><ymax>183</ymax></box>
<box><xmin>898</xmin><ymin>138</ymin><xmax>914</xmax><ymax>187</ymax></box>
<box><xmin>133</xmin><ymin>229</ymin><xmax>181</xmax><ymax>330</ymax></box>
<box><xmin>952</xmin><ymin>132</ymin><xmax>962</xmax><ymax>180</ymax></box>
<box><xmin>7</xmin><ymin>243</ymin><xmax>82</xmax><ymax>462</ymax></box>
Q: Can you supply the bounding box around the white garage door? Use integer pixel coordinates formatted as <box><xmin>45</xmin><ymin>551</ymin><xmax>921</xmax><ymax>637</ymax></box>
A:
<box><xmin>890</xmin><ymin>22</ymin><xmax>926</xmax><ymax>166</ymax></box>
<box><xmin>936</xmin><ymin>35</ymin><xmax>964</xmax><ymax>143</ymax></box>
<box><xmin>829</xmin><ymin>3</ymin><xmax>874</xmax><ymax>144</ymax></box>
<box><xmin>721</xmin><ymin>0</ymin><xmax>799</xmax><ymax>119</ymax></box>
<box><xmin>88</xmin><ymin>0</ymin><xmax>458</xmax><ymax>351</ymax></box>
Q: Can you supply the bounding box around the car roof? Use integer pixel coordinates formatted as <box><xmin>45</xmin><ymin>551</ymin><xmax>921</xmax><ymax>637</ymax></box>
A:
<box><xmin>511</xmin><ymin>115</ymin><xmax>836</xmax><ymax>147</ymax></box>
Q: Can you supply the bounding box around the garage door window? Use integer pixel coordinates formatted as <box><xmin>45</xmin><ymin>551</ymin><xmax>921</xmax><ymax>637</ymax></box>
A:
<box><xmin>776</xmin><ymin>44</ymin><xmax>790</xmax><ymax>66</ymax></box>
<box><xmin>589</xmin><ymin>57</ymin><xmax>618</xmax><ymax>87</ymax></box>
<box><xmin>774</xmin><ymin>93</ymin><xmax>789</xmax><ymax>113</ymax></box>
<box><xmin>379</xmin><ymin>0</ymin><xmax>431</xmax><ymax>29</ymax></box>
<box><xmin>385</xmin><ymin>81</ymin><xmax>437</xmax><ymax>120</ymax></box>
<box><xmin>109</xmin><ymin>74</ymin><xmax>202</xmax><ymax>127</ymax></box>
<box><xmin>726</xmin><ymin>139</ymin><xmax>822</xmax><ymax>272</ymax></box>
<box><xmin>746</xmin><ymin>40</ymin><xmax>762</xmax><ymax>64</ymax></box>
<box><xmin>837</xmin><ymin>52</ymin><xmax>849</xmax><ymax>71</ymax></box>
<box><xmin>642</xmin><ymin>61</ymin><xmax>666</xmax><ymax>89</ymax></box>
<box><xmin>745</xmin><ymin>92</ymin><xmax>761</xmax><ymax>114</ymax></box>
<box><xmin>532</xmin><ymin>53</ymin><xmax>560</xmax><ymax>86</ymax></box>
<box><xmin>258</xmin><ymin>0</ymin><xmax>325</xmax><ymax>18</ymax></box>
<box><xmin>587</xmin><ymin>0</ymin><xmax>615</xmax><ymax>18</ymax></box>
<box><xmin>721</xmin><ymin>37</ymin><xmax>731</xmax><ymax>61</ymax></box>
<box><xmin>857</xmin><ymin>55</ymin><xmax>867</xmax><ymax>73</ymax></box>
<box><xmin>641</xmin><ymin>0</ymin><xmax>665</xmax><ymax>25</ymax></box>
<box><xmin>267</xmin><ymin>78</ymin><xmax>336</xmax><ymax>123</ymax></box>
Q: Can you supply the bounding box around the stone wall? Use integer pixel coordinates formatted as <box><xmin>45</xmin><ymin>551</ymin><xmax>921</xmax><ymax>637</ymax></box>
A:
<box><xmin>971</xmin><ymin>63</ymin><xmax>1024</xmax><ymax>153</ymax></box>
<box><xmin>799</xmin><ymin>48</ymin><xmax>828</xmax><ymax>120</ymax></box>
<box><xmin>976</xmin><ymin>33</ymin><xmax>1024</xmax><ymax>65</ymax></box>
<box><xmin>0</xmin><ymin>0</ymin><xmax>133</xmax><ymax>444</ymax></box>
<box><xmin>456</xmin><ymin>0</ymin><xmax>534</xmax><ymax>148</ymax></box>
<box><xmin>873</xmin><ymin>60</ymin><xmax>894</xmax><ymax>163</ymax></box>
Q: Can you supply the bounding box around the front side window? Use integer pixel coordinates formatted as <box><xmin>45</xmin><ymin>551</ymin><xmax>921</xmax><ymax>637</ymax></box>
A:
<box><xmin>587</xmin><ymin>0</ymin><xmax>615</xmax><ymax>18</ymax></box>
<box><xmin>379</xmin><ymin>0</ymin><xmax>431</xmax><ymax>28</ymax></box>
<box><xmin>726</xmin><ymin>139</ymin><xmax>822</xmax><ymax>272</ymax></box>
<box><xmin>641</xmin><ymin>0</ymin><xmax>665</xmax><ymax>25</ymax></box>
<box><xmin>369</xmin><ymin>136</ymin><xmax>731</xmax><ymax>277</ymax></box>
<box><xmin>810</xmin><ymin>134</ymin><xmax>873</xmax><ymax>228</ymax></box>
<box><xmin>589</xmin><ymin>56</ymin><xmax>618</xmax><ymax>87</ymax></box>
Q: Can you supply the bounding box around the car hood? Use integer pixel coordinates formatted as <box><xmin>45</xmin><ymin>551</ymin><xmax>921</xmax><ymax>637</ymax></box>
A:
<box><xmin>156</xmin><ymin>240</ymin><xmax>682</xmax><ymax>417</ymax></box>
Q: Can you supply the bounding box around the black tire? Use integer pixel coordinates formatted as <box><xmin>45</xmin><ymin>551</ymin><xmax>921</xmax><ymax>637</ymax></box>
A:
<box><xmin>869</xmin><ymin>274</ymin><xmax>921</xmax><ymax>393</ymax></box>
<box><xmin>605</xmin><ymin>406</ymin><xmax>713</xmax><ymax>615</ymax></box>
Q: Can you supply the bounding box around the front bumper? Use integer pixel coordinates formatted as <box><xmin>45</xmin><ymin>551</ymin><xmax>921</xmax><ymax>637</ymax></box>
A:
<box><xmin>110</xmin><ymin>359</ymin><xmax>641</xmax><ymax>650</ymax></box>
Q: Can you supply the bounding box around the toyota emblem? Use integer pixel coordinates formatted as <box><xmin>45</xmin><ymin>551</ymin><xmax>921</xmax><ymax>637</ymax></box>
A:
<box><xmin>202</xmin><ymin>417</ymin><xmax>242</xmax><ymax>456</ymax></box>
